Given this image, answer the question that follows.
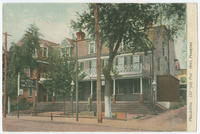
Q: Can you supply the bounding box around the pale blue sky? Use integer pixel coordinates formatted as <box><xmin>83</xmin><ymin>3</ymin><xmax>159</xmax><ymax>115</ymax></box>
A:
<box><xmin>3</xmin><ymin>3</ymin><xmax>186</xmax><ymax>68</ymax></box>
<box><xmin>3</xmin><ymin>3</ymin><xmax>88</xmax><ymax>45</ymax></box>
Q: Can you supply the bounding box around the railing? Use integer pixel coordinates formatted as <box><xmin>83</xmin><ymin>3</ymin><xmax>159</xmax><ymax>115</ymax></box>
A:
<box><xmin>115</xmin><ymin>63</ymin><xmax>142</xmax><ymax>74</ymax></box>
<box><xmin>83</xmin><ymin>63</ymin><xmax>142</xmax><ymax>78</ymax></box>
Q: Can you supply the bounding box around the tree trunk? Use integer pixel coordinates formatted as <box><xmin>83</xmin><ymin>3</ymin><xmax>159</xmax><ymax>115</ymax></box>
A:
<box><xmin>103</xmin><ymin>36</ymin><xmax>122</xmax><ymax>118</ymax></box>
<box><xmin>104</xmin><ymin>75</ymin><xmax>112</xmax><ymax>118</ymax></box>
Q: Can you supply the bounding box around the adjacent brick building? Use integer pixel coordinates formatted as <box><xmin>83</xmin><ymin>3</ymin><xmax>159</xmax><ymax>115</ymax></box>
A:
<box><xmin>17</xmin><ymin>39</ymin><xmax>59</xmax><ymax>103</ymax></box>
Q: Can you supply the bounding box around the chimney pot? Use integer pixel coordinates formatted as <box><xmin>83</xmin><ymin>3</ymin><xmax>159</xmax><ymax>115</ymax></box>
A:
<box><xmin>76</xmin><ymin>30</ymin><xmax>85</xmax><ymax>41</ymax></box>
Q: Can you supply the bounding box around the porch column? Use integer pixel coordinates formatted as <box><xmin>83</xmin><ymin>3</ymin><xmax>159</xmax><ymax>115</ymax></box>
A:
<box><xmin>139</xmin><ymin>77</ymin><xmax>144</xmax><ymax>103</ymax></box>
<box><xmin>113</xmin><ymin>79</ymin><xmax>116</xmax><ymax>95</ymax></box>
<box><xmin>112</xmin><ymin>79</ymin><xmax>116</xmax><ymax>103</ymax></box>
<box><xmin>8</xmin><ymin>96</ymin><xmax>10</xmax><ymax>114</ymax></box>
<box><xmin>90</xmin><ymin>80</ymin><xmax>93</xmax><ymax>97</ymax></box>
<box><xmin>88</xmin><ymin>80</ymin><xmax>93</xmax><ymax>111</ymax></box>
<box><xmin>140</xmin><ymin>77</ymin><xmax>143</xmax><ymax>94</ymax></box>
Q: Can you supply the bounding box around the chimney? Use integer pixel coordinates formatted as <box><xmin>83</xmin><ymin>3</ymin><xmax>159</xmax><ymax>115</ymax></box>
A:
<box><xmin>76</xmin><ymin>30</ymin><xmax>85</xmax><ymax>41</ymax></box>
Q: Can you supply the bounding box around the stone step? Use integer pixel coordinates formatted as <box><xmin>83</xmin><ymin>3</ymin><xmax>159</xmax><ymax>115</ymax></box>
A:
<box><xmin>36</xmin><ymin>101</ymin><xmax>155</xmax><ymax>114</ymax></box>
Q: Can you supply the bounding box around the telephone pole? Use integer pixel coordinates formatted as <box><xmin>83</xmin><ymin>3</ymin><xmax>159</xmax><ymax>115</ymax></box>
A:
<box><xmin>75</xmin><ymin>37</ymin><xmax>79</xmax><ymax>121</ymax></box>
<box><xmin>94</xmin><ymin>3</ymin><xmax>102</xmax><ymax>123</ymax></box>
<box><xmin>3</xmin><ymin>32</ymin><xmax>11</xmax><ymax>118</ymax></box>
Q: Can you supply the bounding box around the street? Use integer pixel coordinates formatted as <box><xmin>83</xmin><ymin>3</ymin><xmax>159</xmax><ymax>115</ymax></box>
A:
<box><xmin>3</xmin><ymin>116</ymin><xmax>136</xmax><ymax>132</ymax></box>
<box><xmin>3</xmin><ymin>106</ymin><xmax>186</xmax><ymax>132</ymax></box>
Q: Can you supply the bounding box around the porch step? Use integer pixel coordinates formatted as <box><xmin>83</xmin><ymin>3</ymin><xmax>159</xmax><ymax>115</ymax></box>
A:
<box><xmin>116</xmin><ymin>94</ymin><xmax>139</xmax><ymax>101</ymax></box>
<box><xmin>36</xmin><ymin>101</ymin><xmax>156</xmax><ymax>114</ymax></box>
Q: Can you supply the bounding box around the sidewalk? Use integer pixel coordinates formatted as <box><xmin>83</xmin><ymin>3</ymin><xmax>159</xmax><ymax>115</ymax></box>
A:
<box><xmin>4</xmin><ymin>106</ymin><xmax>186</xmax><ymax>132</ymax></box>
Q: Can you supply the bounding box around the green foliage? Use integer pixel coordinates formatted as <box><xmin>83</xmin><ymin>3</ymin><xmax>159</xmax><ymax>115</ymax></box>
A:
<box><xmin>6</xmin><ymin>24</ymin><xmax>41</xmax><ymax>98</ymax></box>
<box><xmin>42</xmin><ymin>50</ymin><xmax>86</xmax><ymax>96</ymax></box>
<box><xmin>11</xmin><ymin>98</ymin><xmax>33</xmax><ymax>112</ymax></box>
<box><xmin>72</xmin><ymin>4</ymin><xmax>156</xmax><ymax>53</ymax></box>
<box><xmin>71</xmin><ymin>3</ymin><xmax>186</xmax><ymax>74</ymax></box>
<box><xmin>154</xmin><ymin>3</ymin><xmax>186</xmax><ymax>38</ymax></box>
<box><xmin>71</xmin><ymin>4</ymin><xmax>158</xmax><ymax>96</ymax></box>
<box><xmin>20</xmin><ymin>24</ymin><xmax>41</xmax><ymax>70</ymax></box>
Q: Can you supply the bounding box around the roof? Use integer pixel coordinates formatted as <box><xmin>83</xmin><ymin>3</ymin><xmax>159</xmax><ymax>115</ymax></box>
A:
<box><xmin>39</xmin><ymin>39</ymin><xmax>58</xmax><ymax>46</ymax></box>
<box><xmin>17</xmin><ymin>38</ymin><xmax>59</xmax><ymax>47</ymax></box>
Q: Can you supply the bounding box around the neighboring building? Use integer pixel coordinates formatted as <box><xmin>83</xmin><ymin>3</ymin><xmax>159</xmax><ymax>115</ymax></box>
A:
<box><xmin>17</xmin><ymin>39</ymin><xmax>59</xmax><ymax>103</ymax></box>
<box><xmin>63</xmin><ymin>26</ymin><xmax>178</xmax><ymax>103</ymax></box>
<box><xmin>176</xmin><ymin>69</ymin><xmax>187</xmax><ymax>99</ymax></box>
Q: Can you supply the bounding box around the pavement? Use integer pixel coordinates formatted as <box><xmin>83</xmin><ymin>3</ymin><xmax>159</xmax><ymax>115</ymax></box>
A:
<box><xmin>3</xmin><ymin>106</ymin><xmax>187</xmax><ymax>132</ymax></box>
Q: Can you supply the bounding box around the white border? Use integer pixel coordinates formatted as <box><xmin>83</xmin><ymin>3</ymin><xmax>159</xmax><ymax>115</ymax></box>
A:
<box><xmin>0</xmin><ymin>0</ymin><xmax>199</xmax><ymax>134</ymax></box>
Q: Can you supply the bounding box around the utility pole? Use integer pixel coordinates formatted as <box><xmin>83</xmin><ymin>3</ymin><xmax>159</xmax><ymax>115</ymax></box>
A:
<box><xmin>75</xmin><ymin>36</ymin><xmax>79</xmax><ymax>121</ymax></box>
<box><xmin>17</xmin><ymin>72</ymin><xmax>20</xmax><ymax>118</ymax></box>
<box><xmin>94</xmin><ymin>3</ymin><xmax>102</xmax><ymax>123</ymax></box>
<box><xmin>3</xmin><ymin>32</ymin><xmax>11</xmax><ymax>118</ymax></box>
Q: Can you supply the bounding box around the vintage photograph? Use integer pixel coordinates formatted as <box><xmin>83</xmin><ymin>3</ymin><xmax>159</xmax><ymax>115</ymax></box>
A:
<box><xmin>2</xmin><ymin>2</ymin><xmax>193</xmax><ymax>132</ymax></box>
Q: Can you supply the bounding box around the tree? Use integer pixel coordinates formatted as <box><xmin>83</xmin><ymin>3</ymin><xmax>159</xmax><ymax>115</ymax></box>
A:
<box><xmin>72</xmin><ymin>3</ymin><xmax>186</xmax><ymax>118</ymax></box>
<box><xmin>42</xmin><ymin>49</ymin><xmax>86</xmax><ymax>109</ymax></box>
<box><xmin>72</xmin><ymin>3</ymin><xmax>157</xmax><ymax>117</ymax></box>
<box><xmin>20</xmin><ymin>24</ymin><xmax>41</xmax><ymax>70</ymax></box>
<box><xmin>6</xmin><ymin>24</ymin><xmax>41</xmax><ymax>110</ymax></box>
<box><xmin>154</xmin><ymin>3</ymin><xmax>186</xmax><ymax>38</ymax></box>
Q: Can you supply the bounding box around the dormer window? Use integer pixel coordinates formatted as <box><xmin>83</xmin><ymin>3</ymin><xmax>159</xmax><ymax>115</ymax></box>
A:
<box><xmin>89</xmin><ymin>42</ymin><xmax>96</xmax><ymax>54</ymax></box>
<box><xmin>41</xmin><ymin>47</ymin><xmax>48</xmax><ymax>57</ymax></box>
<box><xmin>33</xmin><ymin>48</ymin><xmax>38</xmax><ymax>58</ymax></box>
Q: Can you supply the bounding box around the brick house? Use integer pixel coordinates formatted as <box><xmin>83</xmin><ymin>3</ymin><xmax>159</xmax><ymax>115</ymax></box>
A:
<box><xmin>17</xmin><ymin>39</ymin><xmax>59</xmax><ymax>103</ymax></box>
<box><xmin>63</xmin><ymin>25</ymin><xmax>178</xmax><ymax>103</ymax></box>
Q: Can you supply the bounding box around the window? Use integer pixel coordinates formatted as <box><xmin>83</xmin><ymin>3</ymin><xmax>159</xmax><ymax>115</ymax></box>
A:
<box><xmin>29</xmin><ymin>88</ymin><xmax>32</xmax><ymax>97</ymax></box>
<box><xmin>42</xmin><ymin>47</ymin><xmax>48</xmax><ymax>57</ymax></box>
<box><xmin>33</xmin><ymin>48</ymin><xmax>38</xmax><ymax>58</ymax></box>
<box><xmin>130</xmin><ymin>55</ymin><xmax>133</xmax><ymax>65</ymax></box>
<box><xmin>133</xmin><ymin>55</ymin><xmax>140</xmax><ymax>63</ymax></box>
<box><xmin>67</xmin><ymin>48</ymin><xmax>71</xmax><ymax>56</ymax></box>
<box><xmin>124</xmin><ymin>56</ymin><xmax>127</xmax><ymax>65</ymax></box>
<box><xmin>118</xmin><ymin>56</ymin><xmax>124</xmax><ymax>66</ymax></box>
<box><xmin>89</xmin><ymin>43</ymin><xmax>95</xmax><ymax>54</ymax></box>
<box><xmin>158</xmin><ymin>57</ymin><xmax>160</xmax><ymax>71</ymax></box>
<box><xmin>101</xmin><ymin>59</ymin><xmax>104</xmax><ymax>68</ymax></box>
<box><xmin>162</xmin><ymin>41</ymin><xmax>165</xmax><ymax>56</ymax></box>
<box><xmin>115</xmin><ymin>57</ymin><xmax>118</xmax><ymax>66</ymax></box>
<box><xmin>80</xmin><ymin>62</ymin><xmax>84</xmax><ymax>70</ymax></box>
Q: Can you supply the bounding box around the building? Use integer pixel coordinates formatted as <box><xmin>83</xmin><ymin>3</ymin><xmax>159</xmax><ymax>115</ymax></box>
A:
<box><xmin>63</xmin><ymin>25</ymin><xmax>178</xmax><ymax>104</ymax></box>
<box><xmin>17</xmin><ymin>39</ymin><xmax>59</xmax><ymax>103</ymax></box>
<box><xmin>176</xmin><ymin>69</ymin><xmax>187</xmax><ymax>100</ymax></box>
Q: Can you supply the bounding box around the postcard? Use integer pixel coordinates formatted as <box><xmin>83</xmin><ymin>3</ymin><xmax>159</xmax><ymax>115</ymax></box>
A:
<box><xmin>1</xmin><ymin>1</ymin><xmax>198</xmax><ymax>132</ymax></box>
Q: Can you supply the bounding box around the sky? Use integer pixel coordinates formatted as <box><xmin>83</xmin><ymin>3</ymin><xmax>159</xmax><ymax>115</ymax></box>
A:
<box><xmin>2</xmin><ymin>3</ymin><xmax>186</xmax><ymax>69</ymax></box>
<box><xmin>3</xmin><ymin>3</ymin><xmax>88</xmax><ymax>45</ymax></box>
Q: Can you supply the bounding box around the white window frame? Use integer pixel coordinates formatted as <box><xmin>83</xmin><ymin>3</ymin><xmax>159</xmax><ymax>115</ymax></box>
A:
<box><xmin>33</xmin><ymin>48</ymin><xmax>38</xmax><ymax>58</ymax></box>
<box><xmin>133</xmin><ymin>55</ymin><xmax>140</xmax><ymax>63</ymax></box>
<box><xmin>41</xmin><ymin>47</ymin><xmax>48</xmax><ymax>57</ymax></box>
<box><xmin>88</xmin><ymin>42</ymin><xmax>96</xmax><ymax>54</ymax></box>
